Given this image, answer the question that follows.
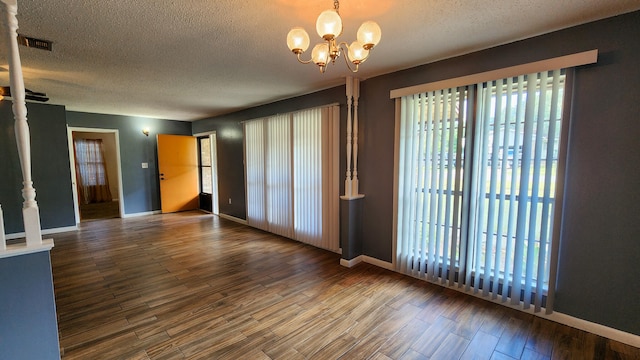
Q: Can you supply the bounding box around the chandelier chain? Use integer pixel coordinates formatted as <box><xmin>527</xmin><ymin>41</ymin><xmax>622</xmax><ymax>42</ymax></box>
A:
<box><xmin>334</xmin><ymin>0</ymin><xmax>340</xmax><ymax>14</ymax></box>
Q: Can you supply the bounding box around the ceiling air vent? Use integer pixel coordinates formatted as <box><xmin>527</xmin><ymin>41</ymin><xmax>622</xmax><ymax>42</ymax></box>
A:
<box><xmin>17</xmin><ymin>34</ymin><xmax>52</xmax><ymax>51</ymax></box>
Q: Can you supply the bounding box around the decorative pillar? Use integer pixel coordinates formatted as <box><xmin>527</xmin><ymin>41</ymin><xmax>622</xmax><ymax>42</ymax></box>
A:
<box><xmin>351</xmin><ymin>78</ymin><xmax>360</xmax><ymax>196</ymax></box>
<box><xmin>2</xmin><ymin>0</ymin><xmax>43</xmax><ymax>246</ymax></box>
<box><xmin>344</xmin><ymin>76</ymin><xmax>353</xmax><ymax>198</ymax></box>
<box><xmin>340</xmin><ymin>76</ymin><xmax>364</xmax><ymax>266</ymax></box>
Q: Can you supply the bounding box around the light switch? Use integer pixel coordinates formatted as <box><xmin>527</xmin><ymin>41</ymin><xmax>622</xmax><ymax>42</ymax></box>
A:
<box><xmin>141</xmin><ymin>162</ymin><xmax>148</xmax><ymax>169</ymax></box>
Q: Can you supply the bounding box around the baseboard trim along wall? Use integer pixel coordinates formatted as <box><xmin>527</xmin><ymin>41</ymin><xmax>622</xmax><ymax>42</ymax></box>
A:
<box><xmin>5</xmin><ymin>226</ymin><xmax>78</xmax><ymax>240</ymax></box>
<box><xmin>340</xmin><ymin>255</ymin><xmax>394</xmax><ymax>271</ymax></box>
<box><xmin>348</xmin><ymin>255</ymin><xmax>640</xmax><ymax>348</ymax></box>
<box><xmin>121</xmin><ymin>210</ymin><xmax>162</xmax><ymax>218</ymax></box>
<box><xmin>460</xmin><ymin>285</ymin><xmax>640</xmax><ymax>348</ymax></box>
<box><xmin>217</xmin><ymin>213</ymin><xmax>248</xmax><ymax>225</ymax></box>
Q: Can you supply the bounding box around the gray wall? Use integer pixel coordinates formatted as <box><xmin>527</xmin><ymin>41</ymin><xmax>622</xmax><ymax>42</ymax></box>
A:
<box><xmin>198</xmin><ymin>11</ymin><xmax>640</xmax><ymax>335</ymax></box>
<box><xmin>358</xmin><ymin>11</ymin><xmax>640</xmax><ymax>335</ymax></box>
<box><xmin>192</xmin><ymin>118</ymin><xmax>246</xmax><ymax>219</ymax></box>
<box><xmin>66</xmin><ymin>111</ymin><xmax>192</xmax><ymax>215</ymax></box>
<box><xmin>0</xmin><ymin>101</ymin><xmax>75</xmax><ymax>233</ymax></box>
<box><xmin>192</xmin><ymin>86</ymin><xmax>347</xmax><ymax>220</ymax></box>
<box><xmin>0</xmin><ymin>252</ymin><xmax>60</xmax><ymax>359</ymax></box>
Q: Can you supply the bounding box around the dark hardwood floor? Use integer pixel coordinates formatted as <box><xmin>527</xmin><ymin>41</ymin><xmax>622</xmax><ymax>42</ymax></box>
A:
<box><xmin>50</xmin><ymin>211</ymin><xmax>639</xmax><ymax>359</ymax></box>
<box><xmin>79</xmin><ymin>200</ymin><xmax>120</xmax><ymax>221</ymax></box>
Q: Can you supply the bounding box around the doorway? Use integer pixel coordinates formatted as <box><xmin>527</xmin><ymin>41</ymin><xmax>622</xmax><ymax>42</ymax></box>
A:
<box><xmin>67</xmin><ymin>127</ymin><xmax>124</xmax><ymax>223</ymax></box>
<box><xmin>196</xmin><ymin>132</ymin><xmax>219</xmax><ymax>215</ymax></box>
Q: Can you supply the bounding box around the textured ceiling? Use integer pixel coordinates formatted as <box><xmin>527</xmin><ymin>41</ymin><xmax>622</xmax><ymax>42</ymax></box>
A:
<box><xmin>1</xmin><ymin>0</ymin><xmax>639</xmax><ymax>121</ymax></box>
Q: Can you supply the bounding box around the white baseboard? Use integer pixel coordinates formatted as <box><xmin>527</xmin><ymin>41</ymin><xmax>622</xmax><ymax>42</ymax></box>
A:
<box><xmin>362</xmin><ymin>255</ymin><xmax>394</xmax><ymax>271</ymax></box>
<box><xmin>217</xmin><ymin>213</ymin><xmax>248</xmax><ymax>225</ymax></box>
<box><xmin>5</xmin><ymin>225</ymin><xmax>78</xmax><ymax>240</ymax></box>
<box><xmin>340</xmin><ymin>255</ymin><xmax>394</xmax><ymax>270</ymax></box>
<box><xmin>121</xmin><ymin>210</ymin><xmax>161</xmax><ymax>218</ymax></box>
<box><xmin>340</xmin><ymin>255</ymin><xmax>364</xmax><ymax>268</ymax></box>
<box><xmin>361</xmin><ymin>256</ymin><xmax>640</xmax><ymax>348</ymax></box>
<box><xmin>454</xmin><ymin>284</ymin><xmax>640</xmax><ymax>347</ymax></box>
<box><xmin>542</xmin><ymin>311</ymin><xmax>640</xmax><ymax>348</ymax></box>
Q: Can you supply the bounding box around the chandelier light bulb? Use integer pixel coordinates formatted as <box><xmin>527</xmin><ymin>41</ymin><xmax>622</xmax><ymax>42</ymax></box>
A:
<box><xmin>316</xmin><ymin>9</ymin><xmax>343</xmax><ymax>40</ymax></box>
<box><xmin>311</xmin><ymin>43</ymin><xmax>330</xmax><ymax>67</ymax></box>
<box><xmin>357</xmin><ymin>21</ymin><xmax>382</xmax><ymax>50</ymax></box>
<box><xmin>347</xmin><ymin>41</ymin><xmax>368</xmax><ymax>64</ymax></box>
<box><xmin>287</xmin><ymin>27</ymin><xmax>310</xmax><ymax>53</ymax></box>
<box><xmin>286</xmin><ymin>0</ymin><xmax>380</xmax><ymax>73</ymax></box>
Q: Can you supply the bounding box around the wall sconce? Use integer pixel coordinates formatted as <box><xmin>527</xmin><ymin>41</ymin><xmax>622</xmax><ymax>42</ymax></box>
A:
<box><xmin>142</xmin><ymin>127</ymin><xmax>150</xmax><ymax>136</ymax></box>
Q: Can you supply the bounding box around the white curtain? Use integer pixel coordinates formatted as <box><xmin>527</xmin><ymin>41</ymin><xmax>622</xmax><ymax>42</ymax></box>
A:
<box><xmin>245</xmin><ymin>120</ymin><xmax>267</xmax><ymax>231</ymax></box>
<box><xmin>395</xmin><ymin>70</ymin><xmax>566</xmax><ymax>313</ymax></box>
<box><xmin>245</xmin><ymin>105</ymin><xmax>340</xmax><ymax>251</ymax></box>
<box><xmin>266</xmin><ymin>114</ymin><xmax>294</xmax><ymax>238</ymax></box>
<box><xmin>74</xmin><ymin>138</ymin><xmax>112</xmax><ymax>204</ymax></box>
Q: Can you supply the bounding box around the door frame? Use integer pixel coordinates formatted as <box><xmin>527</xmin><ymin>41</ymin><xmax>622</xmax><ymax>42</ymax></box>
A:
<box><xmin>193</xmin><ymin>131</ymin><xmax>219</xmax><ymax>215</ymax></box>
<box><xmin>67</xmin><ymin>126</ymin><xmax>125</xmax><ymax>223</ymax></box>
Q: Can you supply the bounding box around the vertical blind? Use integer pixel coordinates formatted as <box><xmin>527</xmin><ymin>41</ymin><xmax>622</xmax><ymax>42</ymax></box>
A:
<box><xmin>395</xmin><ymin>70</ymin><xmax>566</xmax><ymax>313</ymax></box>
<box><xmin>266</xmin><ymin>114</ymin><xmax>293</xmax><ymax>238</ymax></box>
<box><xmin>244</xmin><ymin>105</ymin><xmax>340</xmax><ymax>251</ymax></box>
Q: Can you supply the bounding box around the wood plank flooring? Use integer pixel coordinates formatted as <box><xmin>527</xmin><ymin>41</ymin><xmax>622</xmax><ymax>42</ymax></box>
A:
<box><xmin>79</xmin><ymin>200</ymin><xmax>120</xmax><ymax>221</ymax></box>
<box><xmin>50</xmin><ymin>211</ymin><xmax>640</xmax><ymax>359</ymax></box>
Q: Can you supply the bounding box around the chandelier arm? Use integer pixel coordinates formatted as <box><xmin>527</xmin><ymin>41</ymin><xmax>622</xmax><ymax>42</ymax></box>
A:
<box><xmin>337</xmin><ymin>42</ymin><xmax>359</xmax><ymax>73</ymax></box>
<box><xmin>296</xmin><ymin>52</ymin><xmax>314</xmax><ymax>65</ymax></box>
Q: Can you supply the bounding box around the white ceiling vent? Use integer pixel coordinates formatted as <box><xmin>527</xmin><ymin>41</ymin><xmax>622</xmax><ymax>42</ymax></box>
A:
<box><xmin>17</xmin><ymin>34</ymin><xmax>52</xmax><ymax>51</ymax></box>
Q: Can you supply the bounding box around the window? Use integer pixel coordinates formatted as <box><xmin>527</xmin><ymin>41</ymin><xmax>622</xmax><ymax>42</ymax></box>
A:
<box><xmin>73</xmin><ymin>138</ymin><xmax>112</xmax><ymax>204</ymax></box>
<box><xmin>198</xmin><ymin>136</ymin><xmax>213</xmax><ymax>194</ymax></box>
<box><xmin>395</xmin><ymin>70</ymin><xmax>566</xmax><ymax>312</ymax></box>
<box><xmin>244</xmin><ymin>105</ymin><xmax>340</xmax><ymax>251</ymax></box>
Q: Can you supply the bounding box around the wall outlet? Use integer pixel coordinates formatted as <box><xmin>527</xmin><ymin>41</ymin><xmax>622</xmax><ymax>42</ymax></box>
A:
<box><xmin>228</xmin><ymin>198</ymin><xmax>232</xmax><ymax>205</ymax></box>
<box><xmin>141</xmin><ymin>162</ymin><xmax>148</xmax><ymax>169</ymax></box>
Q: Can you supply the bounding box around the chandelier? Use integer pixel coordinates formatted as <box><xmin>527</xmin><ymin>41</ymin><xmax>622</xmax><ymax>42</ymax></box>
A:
<box><xmin>286</xmin><ymin>0</ymin><xmax>381</xmax><ymax>73</ymax></box>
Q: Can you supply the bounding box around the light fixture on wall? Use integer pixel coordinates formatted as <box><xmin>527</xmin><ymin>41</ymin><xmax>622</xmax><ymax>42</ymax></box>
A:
<box><xmin>286</xmin><ymin>0</ymin><xmax>381</xmax><ymax>73</ymax></box>
<box><xmin>142</xmin><ymin>127</ymin><xmax>150</xmax><ymax>136</ymax></box>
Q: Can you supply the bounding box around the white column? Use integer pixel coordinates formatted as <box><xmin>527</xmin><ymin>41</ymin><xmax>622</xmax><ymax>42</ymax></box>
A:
<box><xmin>344</xmin><ymin>76</ymin><xmax>353</xmax><ymax>198</ymax></box>
<box><xmin>351</xmin><ymin>78</ymin><xmax>360</xmax><ymax>196</ymax></box>
<box><xmin>2</xmin><ymin>0</ymin><xmax>43</xmax><ymax>245</ymax></box>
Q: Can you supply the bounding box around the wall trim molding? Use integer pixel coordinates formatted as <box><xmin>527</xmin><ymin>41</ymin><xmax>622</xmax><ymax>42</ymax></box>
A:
<box><xmin>5</xmin><ymin>226</ymin><xmax>78</xmax><ymax>240</ymax></box>
<box><xmin>363</xmin><ymin>255</ymin><xmax>639</xmax><ymax>347</ymax></box>
<box><xmin>121</xmin><ymin>210</ymin><xmax>161</xmax><ymax>218</ymax></box>
<box><xmin>217</xmin><ymin>213</ymin><xmax>248</xmax><ymax>225</ymax></box>
<box><xmin>340</xmin><ymin>256</ymin><xmax>363</xmax><ymax>268</ymax></box>
<box><xmin>362</xmin><ymin>256</ymin><xmax>394</xmax><ymax>271</ymax></box>
<box><xmin>540</xmin><ymin>311</ymin><xmax>640</xmax><ymax>348</ymax></box>
<box><xmin>390</xmin><ymin>49</ymin><xmax>598</xmax><ymax>99</ymax></box>
<box><xmin>0</xmin><ymin>238</ymin><xmax>54</xmax><ymax>259</ymax></box>
<box><xmin>457</xmin><ymin>283</ymin><xmax>640</xmax><ymax>348</ymax></box>
<box><xmin>340</xmin><ymin>255</ymin><xmax>394</xmax><ymax>271</ymax></box>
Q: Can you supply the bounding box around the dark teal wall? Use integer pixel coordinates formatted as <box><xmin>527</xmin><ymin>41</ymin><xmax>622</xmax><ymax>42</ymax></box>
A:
<box><xmin>192</xmin><ymin>86</ymin><xmax>347</xmax><ymax>220</ymax></box>
<box><xmin>192</xmin><ymin>118</ymin><xmax>246</xmax><ymax>219</ymax></box>
<box><xmin>2</xmin><ymin>10</ymin><xmax>637</xmax><ymax>340</ymax></box>
<box><xmin>359</xmin><ymin>11</ymin><xmax>640</xmax><ymax>335</ymax></box>
<box><xmin>199</xmin><ymin>11</ymin><xmax>640</xmax><ymax>335</ymax></box>
<box><xmin>66</xmin><ymin>111</ymin><xmax>192</xmax><ymax>215</ymax></box>
<box><xmin>0</xmin><ymin>101</ymin><xmax>75</xmax><ymax>233</ymax></box>
<box><xmin>0</xmin><ymin>251</ymin><xmax>60</xmax><ymax>359</ymax></box>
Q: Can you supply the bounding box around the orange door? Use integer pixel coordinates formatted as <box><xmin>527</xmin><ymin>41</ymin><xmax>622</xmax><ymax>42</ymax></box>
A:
<box><xmin>157</xmin><ymin>134</ymin><xmax>199</xmax><ymax>213</ymax></box>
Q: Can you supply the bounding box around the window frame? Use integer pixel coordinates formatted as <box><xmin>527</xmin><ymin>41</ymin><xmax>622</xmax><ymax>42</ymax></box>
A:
<box><xmin>390</xmin><ymin>53</ymin><xmax>594</xmax><ymax>313</ymax></box>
